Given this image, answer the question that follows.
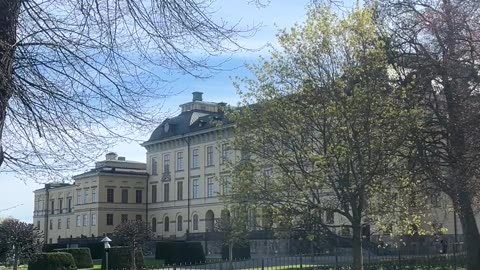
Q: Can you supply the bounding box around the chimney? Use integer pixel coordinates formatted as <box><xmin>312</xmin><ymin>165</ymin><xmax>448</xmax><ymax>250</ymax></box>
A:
<box><xmin>105</xmin><ymin>152</ymin><xmax>118</xmax><ymax>160</ymax></box>
<box><xmin>192</xmin><ymin>91</ymin><xmax>203</xmax><ymax>102</ymax></box>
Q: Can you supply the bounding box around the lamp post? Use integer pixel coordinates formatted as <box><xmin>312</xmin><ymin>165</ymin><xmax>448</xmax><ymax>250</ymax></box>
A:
<box><xmin>101</xmin><ymin>237</ymin><xmax>112</xmax><ymax>270</ymax></box>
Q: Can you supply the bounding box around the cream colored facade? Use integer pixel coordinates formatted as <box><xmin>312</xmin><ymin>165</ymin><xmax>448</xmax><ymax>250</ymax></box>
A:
<box><xmin>33</xmin><ymin>92</ymin><xmax>472</xmax><ymax>251</ymax></box>
<box><xmin>33</xmin><ymin>153</ymin><xmax>148</xmax><ymax>244</ymax></box>
<box><xmin>142</xmin><ymin>93</ymin><xmax>239</xmax><ymax>239</ymax></box>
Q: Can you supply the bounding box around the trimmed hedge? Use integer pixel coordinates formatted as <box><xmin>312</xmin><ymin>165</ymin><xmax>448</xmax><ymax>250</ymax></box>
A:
<box><xmin>155</xmin><ymin>242</ymin><xmax>205</xmax><ymax>265</ymax></box>
<box><xmin>54</xmin><ymin>248</ymin><xmax>93</xmax><ymax>268</ymax></box>
<box><xmin>42</xmin><ymin>243</ymin><xmax>67</xmax><ymax>252</ymax></box>
<box><xmin>28</xmin><ymin>252</ymin><xmax>77</xmax><ymax>270</ymax></box>
<box><xmin>101</xmin><ymin>246</ymin><xmax>144</xmax><ymax>270</ymax></box>
<box><xmin>79</xmin><ymin>242</ymin><xmax>105</xmax><ymax>260</ymax></box>
<box><xmin>221</xmin><ymin>243</ymin><xmax>250</xmax><ymax>260</ymax></box>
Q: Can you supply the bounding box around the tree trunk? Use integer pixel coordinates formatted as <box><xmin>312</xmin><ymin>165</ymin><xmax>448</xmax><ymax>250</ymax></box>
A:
<box><xmin>131</xmin><ymin>248</ymin><xmax>136</xmax><ymax>270</ymax></box>
<box><xmin>12</xmin><ymin>246</ymin><xmax>18</xmax><ymax>270</ymax></box>
<box><xmin>352</xmin><ymin>225</ymin><xmax>364</xmax><ymax>270</ymax></box>
<box><xmin>0</xmin><ymin>0</ymin><xmax>20</xmax><ymax>167</ymax></box>
<box><xmin>228</xmin><ymin>244</ymin><xmax>233</xmax><ymax>270</ymax></box>
<box><xmin>457</xmin><ymin>193</ymin><xmax>480</xmax><ymax>270</ymax></box>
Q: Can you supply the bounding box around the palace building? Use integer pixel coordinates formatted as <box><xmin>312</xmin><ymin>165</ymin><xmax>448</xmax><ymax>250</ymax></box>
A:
<box><xmin>33</xmin><ymin>92</ymin><xmax>466</xmax><ymax>255</ymax></box>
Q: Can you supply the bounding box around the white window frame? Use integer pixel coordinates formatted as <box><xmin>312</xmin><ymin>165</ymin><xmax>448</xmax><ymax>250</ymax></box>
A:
<box><xmin>207</xmin><ymin>177</ymin><xmax>214</xmax><ymax>197</ymax></box>
<box><xmin>176</xmin><ymin>152</ymin><xmax>184</xmax><ymax>171</ymax></box>
<box><xmin>192</xmin><ymin>179</ymin><xmax>199</xmax><ymax>199</ymax></box>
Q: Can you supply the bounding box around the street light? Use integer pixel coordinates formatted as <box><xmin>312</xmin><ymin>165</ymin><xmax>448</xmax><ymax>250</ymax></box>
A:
<box><xmin>101</xmin><ymin>237</ymin><xmax>112</xmax><ymax>270</ymax></box>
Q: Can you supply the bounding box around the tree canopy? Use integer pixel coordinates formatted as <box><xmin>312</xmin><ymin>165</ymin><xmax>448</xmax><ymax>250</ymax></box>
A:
<box><xmin>229</xmin><ymin>6</ymin><xmax>423</xmax><ymax>270</ymax></box>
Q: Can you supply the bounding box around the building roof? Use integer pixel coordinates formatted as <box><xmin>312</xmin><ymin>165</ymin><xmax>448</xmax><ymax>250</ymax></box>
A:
<box><xmin>144</xmin><ymin>95</ymin><xmax>231</xmax><ymax>144</ymax></box>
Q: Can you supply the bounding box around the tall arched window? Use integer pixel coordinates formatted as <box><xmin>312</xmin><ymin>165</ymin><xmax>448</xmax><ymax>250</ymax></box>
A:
<box><xmin>152</xmin><ymin>218</ymin><xmax>157</xmax><ymax>233</ymax></box>
<box><xmin>177</xmin><ymin>215</ymin><xmax>183</xmax><ymax>231</ymax></box>
<box><xmin>193</xmin><ymin>214</ymin><xmax>199</xmax><ymax>231</ymax></box>
<box><xmin>164</xmin><ymin>216</ymin><xmax>169</xmax><ymax>232</ymax></box>
<box><xmin>205</xmin><ymin>210</ymin><xmax>214</xmax><ymax>232</ymax></box>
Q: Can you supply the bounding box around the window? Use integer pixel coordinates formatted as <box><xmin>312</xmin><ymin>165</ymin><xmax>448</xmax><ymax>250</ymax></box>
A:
<box><xmin>177</xmin><ymin>216</ymin><xmax>183</xmax><ymax>231</ymax></box>
<box><xmin>207</xmin><ymin>177</ymin><xmax>214</xmax><ymax>197</ymax></box>
<box><xmin>221</xmin><ymin>143</ymin><xmax>230</xmax><ymax>163</ymax></box>
<box><xmin>76</xmin><ymin>215</ymin><xmax>81</xmax><ymax>227</ymax></box>
<box><xmin>192</xmin><ymin>149</ymin><xmax>200</xmax><ymax>168</ymax></box>
<box><xmin>152</xmin><ymin>218</ymin><xmax>157</xmax><ymax>233</ymax></box>
<box><xmin>57</xmin><ymin>219</ymin><xmax>61</xmax><ymax>229</ymax></box>
<box><xmin>84</xmin><ymin>189</ymin><xmax>89</xmax><ymax>204</ymax></box>
<box><xmin>152</xmin><ymin>157</ymin><xmax>158</xmax><ymax>175</ymax></box>
<box><xmin>66</xmin><ymin>218</ymin><xmax>70</xmax><ymax>229</ymax></box>
<box><xmin>152</xmin><ymin>185</ymin><xmax>157</xmax><ymax>203</ymax></box>
<box><xmin>163</xmin><ymin>154</ymin><xmax>170</xmax><ymax>173</ymax></box>
<box><xmin>164</xmin><ymin>183</ymin><xmax>170</xmax><ymax>202</ymax></box>
<box><xmin>164</xmin><ymin>217</ymin><xmax>169</xmax><ymax>232</ymax></box>
<box><xmin>77</xmin><ymin>190</ymin><xmax>82</xmax><ymax>205</ymax></box>
<box><xmin>222</xmin><ymin>176</ymin><xmax>231</xmax><ymax>195</ymax></box>
<box><xmin>49</xmin><ymin>219</ymin><xmax>53</xmax><ymax>230</ymax></box>
<box><xmin>192</xmin><ymin>179</ymin><xmax>199</xmax><ymax>199</ymax></box>
<box><xmin>136</xmin><ymin>190</ymin><xmax>142</xmax><ymax>203</ymax></box>
<box><xmin>107</xmin><ymin>189</ymin><xmax>114</xmax><ymax>203</ymax></box>
<box><xmin>37</xmin><ymin>221</ymin><xmax>41</xmax><ymax>229</ymax></box>
<box><xmin>92</xmin><ymin>214</ymin><xmax>96</xmax><ymax>226</ymax></box>
<box><xmin>121</xmin><ymin>189</ymin><xmax>128</xmax><ymax>203</ymax></box>
<box><xmin>107</xmin><ymin>214</ymin><xmax>113</xmax><ymax>226</ymax></box>
<box><xmin>177</xmin><ymin>181</ymin><xmax>183</xmax><ymax>200</ymax></box>
<box><xmin>83</xmin><ymin>214</ymin><xmax>88</xmax><ymax>226</ymax></box>
<box><xmin>431</xmin><ymin>192</ymin><xmax>441</xmax><ymax>207</ymax></box>
<box><xmin>176</xmin><ymin>152</ymin><xmax>184</xmax><ymax>171</ymax></box>
<box><xmin>263</xmin><ymin>168</ymin><xmax>273</xmax><ymax>188</ymax></box>
<box><xmin>248</xmin><ymin>209</ymin><xmax>257</xmax><ymax>230</ymax></box>
<box><xmin>59</xmin><ymin>199</ymin><xmax>63</xmax><ymax>214</ymax></box>
<box><xmin>68</xmin><ymin>198</ymin><xmax>72</xmax><ymax>213</ymax></box>
<box><xmin>50</xmin><ymin>200</ymin><xmax>54</xmax><ymax>214</ymax></box>
<box><xmin>92</xmin><ymin>188</ymin><xmax>97</xmax><ymax>203</ymax></box>
<box><xmin>136</xmin><ymin>215</ymin><xmax>142</xmax><ymax>221</ymax></box>
<box><xmin>206</xmin><ymin>146</ymin><xmax>214</xmax><ymax>166</ymax></box>
<box><xmin>121</xmin><ymin>214</ymin><xmax>128</xmax><ymax>223</ymax></box>
<box><xmin>193</xmin><ymin>214</ymin><xmax>199</xmax><ymax>231</ymax></box>
<box><xmin>326</xmin><ymin>210</ymin><xmax>334</xmax><ymax>224</ymax></box>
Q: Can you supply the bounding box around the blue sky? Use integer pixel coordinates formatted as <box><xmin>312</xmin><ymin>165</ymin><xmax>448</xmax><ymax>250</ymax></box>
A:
<box><xmin>0</xmin><ymin>0</ymin><xmax>357</xmax><ymax>222</ymax></box>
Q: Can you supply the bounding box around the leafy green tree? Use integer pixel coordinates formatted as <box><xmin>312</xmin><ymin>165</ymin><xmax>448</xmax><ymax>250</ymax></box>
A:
<box><xmin>0</xmin><ymin>218</ymin><xmax>43</xmax><ymax>270</ymax></box>
<box><xmin>230</xmin><ymin>6</ymin><xmax>421</xmax><ymax>270</ymax></box>
<box><xmin>379</xmin><ymin>1</ymin><xmax>480</xmax><ymax>269</ymax></box>
<box><xmin>215</xmin><ymin>207</ymin><xmax>248</xmax><ymax>268</ymax></box>
<box><xmin>113</xmin><ymin>220</ymin><xmax>152</xmax><ymax>270</ymax></box>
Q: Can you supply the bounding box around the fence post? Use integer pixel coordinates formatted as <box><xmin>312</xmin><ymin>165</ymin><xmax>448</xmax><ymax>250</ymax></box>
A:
<box><xmin>261</xmin><ymin>258</ymin><xmax>265</xmax><ymax>270</ymax></box>
<box><xmin>335</xmin><ymin>247</ymin><xmax>339</xmax><ymax>270</ymax></box>
<box><xmin>398</xmin><ymin>248</ymin><xmax>401</xmax><ymax>270</ymax></box>
<box><xmin>173</xmin><ymin>264</ymin><xmax>177</xmax><ymax>270</ymax></box>
<box><xmin>300</xmin><ymin>254</ymin><xmax>303</xmax><ymax>270</ymax></box>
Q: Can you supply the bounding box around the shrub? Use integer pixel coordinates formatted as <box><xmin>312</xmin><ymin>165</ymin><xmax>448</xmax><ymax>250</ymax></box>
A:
<box><xmin>221</xmin><ymin>243</ymin><xmax>250</xmax><ymax>260</ymax></box>
<box><xmin>79</xmin><ymin>242</ymin><xmax>105</xmax><ymax>260</ymax></box>
<box><xmin>101</xmin><ymin>246</ymin><xmax>144</xmax><ymax>270</ymax></box>
<box><xmin>155</xmin><ymin>241</ymin><xmax>205</xmax><ymax>265</ymax></box>
<box><xmin>28</xmin><ymin>252</ymin><xmax>77</xmax><ymax>270</ymax></box>
<box><xmin>42</xmin><ymin>243</ymin><xmax>67</xmax><ymax>252</ymax></box>
<box><xmin>54</xmin><ymin>248</ymin><xmax>93</xmax><ymax>268</ymax></box>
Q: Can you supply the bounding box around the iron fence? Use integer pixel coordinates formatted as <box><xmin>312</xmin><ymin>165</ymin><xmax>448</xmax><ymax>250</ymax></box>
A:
<box><xmin>136</xmin><ymin>251</ymin><xmax>465</xmax><ymax>270</ymax></box>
